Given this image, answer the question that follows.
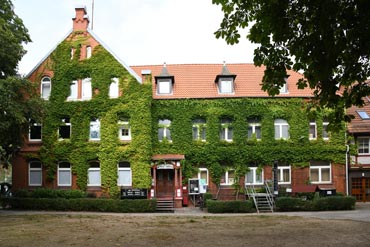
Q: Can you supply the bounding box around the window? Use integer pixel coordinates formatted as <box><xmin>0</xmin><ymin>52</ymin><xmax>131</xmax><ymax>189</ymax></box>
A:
<box><xmin>29</xmin><ymin>120</ymin><xmax>42</xmax><ymax>141</ymax></box>
<box><xmin>358</xmin><ymin>137</ymin><xmax>370</xmax><ymax>154</ymax></box>
<box><xmin>197</xmin><ymin>168</ymin><xmax>208</xmax><ymax>186</ymax></box>
<box><xmin>87</xmin><ymin>161</ymin><xmax>101</xmax><ymax>186</ymax></box>
<box><xmin>29</xmin><ymin>161</ymin><xmax>42</xmax><ymax>186</ymax></box>
<box><xmin>192</xmin><ymin>119</ymin><xmax>206</xmax><ymax>141</ymax></box>
<box><xmin>118</xmin><ymin>119</ymin><xmax>131</xmax><ymax>141</ymax></box>
<box><xmin>89</xmin><ymin>118</ymin><xmax>100</xmax><ymax>141</ymax></box>
<box><xmin>220</xmin><ymin>169</ymin><xmax>235</xmax><ymax>185</ymax></box>
<box><xmin>70</xmin><ymin>48</ymin><xmax>74</xmax><ymax>59</ymax></box>
<box><xmin>357</xmin><ymin>111</ymin><xmax>370</xmax><ymax>120</ymax></box>
<box><xmin>86</xmin><ymin>46</ymin><xmax>92</xmax><ymax>58</ymax></box>
<box><xmin>277</xmin><ymin>166</ymin><xmax>291</xmax><ymax>184</ymax></box>
<box><xmin>274</xmin><ymin>119</ymin><xmax>289</xmax><ymax>139</ymax></box>
<box><xmin>68</xmin><ymin>80</ymin><xmax>78</xmax><ymax>100</ymax></box>
<box><xmin>310</xmin><ymin>161</ymin><xmax>331</xmax><ymax>184</ymax></box>
<box><xmin>58</xmin><ymin>162</ymin><xmax>71</xmax><ymax>186</ymax></box>
<box><xmin>245</xmin><ymin>167</ymin><xmax>264</xmax><ymax>185</ymax></box>
<box><xmin>158</xmin><ymin>119</ymin><xmax>171</xmax><ymax>141</ymax></box>
<box><xmin>59</xmin><ymin>117</ymin><xmax>71</xmax><ymax>140</ymax></box>
<box><xmin>218</xmin><ymin>78</ymin><xmax>234</xmax><ymax>94</ymax></box>
<box><xmin>279</xmin><ymin>80</ymin><xmax>288</xmax><ymax>94</ymax></box>
<box><xmin>157</xmin><ymin>79</ymin><xmax>172</xmax><ymax>94</ymax></box>
<box><xmin>220</xmin><ymin>118</ymin><xmax>233</xmax><ymax>142</ymax></box>
<box><xmin>118</xmin><ymin>161</ymin><xmax>132</xmax><ymax>186</ymax></box>
<box><xmin>248</xmin><ymin>118</ymin><xmax>261</xmax><ymax>140</ymax></box>
<box><xmin>323</xmin><ymin>119</ymin><xmax>329</xmax><ymax>140</ymax></box>
<box><xmin>82</xmin><ymin>78</ymin><xmax>92</xmax><ymax>100</ymax></box>
<box><xmin>109</xmin><ymin>78</ymin><xmax>119</xmax><ymax>98</ymax></box>
<box><xmin>41</xmin><ymin>77</ymin><xmax>51</xmax><ymax>100</ymax></box>
<box><xmin>309</xmin><ymin>120</ymin><xmax>317</xmax><ymax>140</ymax></box>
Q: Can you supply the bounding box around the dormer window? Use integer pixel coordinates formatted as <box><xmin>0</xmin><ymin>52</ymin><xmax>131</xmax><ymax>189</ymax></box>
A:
<box><xmin>279</xmin><ymin>78</ymin><xmax>288</xmax><ymax>94</ymax></box>
<box><xmin>215</xmin><ymin>62</ymin><xmax>236</xmax><ymax>94</ymax></box>
<box><xmin>155</xmin><ymin>63</ymin><xmax>174</xmax><ymax>95</ymax></box>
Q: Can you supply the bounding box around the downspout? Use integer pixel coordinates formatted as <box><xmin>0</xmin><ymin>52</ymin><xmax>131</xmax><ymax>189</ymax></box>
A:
<box><xmin>345</xmin><ymin>126</ymin><xmax>349</xmax><ymax>196</ymax></box>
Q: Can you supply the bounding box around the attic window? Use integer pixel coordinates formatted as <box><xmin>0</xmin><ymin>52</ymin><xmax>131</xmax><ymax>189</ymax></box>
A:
<box><xmin>357</xmin><ymin>111</ymin><xmax>370</xmax><ymax>120</ymax></box>
<box><xmin>218</xmin><ymin>78</ymin><xmax>234</xmax><ymax>94</ymax></box>
<box><xmin>157</xmin><ymin>79</ymin><xmax>172</xmax><ymax>95</ymax></box>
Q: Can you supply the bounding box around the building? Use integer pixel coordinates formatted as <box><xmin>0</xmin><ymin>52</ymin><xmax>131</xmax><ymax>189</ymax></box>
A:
<box><xmin>11</xmin><ymin>7</ymin><xmax>349</xmax><ymax>207</ymax></box>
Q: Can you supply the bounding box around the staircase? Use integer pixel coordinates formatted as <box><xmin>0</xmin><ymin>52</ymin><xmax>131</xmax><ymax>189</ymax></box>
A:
<box><xmin>246</xmin><ymin>181</ymin><xmax>275</xmax><ymax>213</ymax></box>
<box><xmin>156</xmin><ymin>198</ymin><xmax>174</xmax><ymax>212</ymax></box>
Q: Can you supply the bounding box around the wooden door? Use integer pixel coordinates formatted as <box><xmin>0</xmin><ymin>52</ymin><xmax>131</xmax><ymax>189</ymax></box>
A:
<box><xmin>351</xmin><ymin>177</ymin><xmax>370</xmax><ymax>202</ymax></box>
<box><xmin>156</xmin><ymin>169</ymin><xmax>174</xmax><ymax>198</ymax></box>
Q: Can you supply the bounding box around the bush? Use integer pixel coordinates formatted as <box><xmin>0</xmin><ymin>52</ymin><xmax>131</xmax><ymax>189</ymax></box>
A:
<box><xmin>202</xmin><ymin>193</ymin><xmax>213</xmax><ymax>207</ymax></box>
<box><xmin>13</xmin><ymin>188</ymin><xmax>86</xmax><ymax>199</ymax></box>
<box><xmin>206</xmin><ymin>200</ymin><xmax>255</xmax><ymax>213</ymax></box>
<box><xmin>2</xmin><ymin>198</ymin><xmax>156</xmax><ymax>213</ymax></box>
<box><xmin>276</xmin><ymin>196</ymin><xmax>356</xmax><ymax>212</ymax></box>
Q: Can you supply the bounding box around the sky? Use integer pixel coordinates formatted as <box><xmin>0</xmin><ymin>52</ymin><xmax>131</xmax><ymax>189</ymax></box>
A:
<box><xmin>13</xmin><ymin>0</ymin><xmax>257</xmax><ymax>75</ymax></box>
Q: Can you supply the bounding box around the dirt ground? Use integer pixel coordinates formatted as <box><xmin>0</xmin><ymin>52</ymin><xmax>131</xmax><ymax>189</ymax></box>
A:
<box><xmin>0</xmin><ymin>213</ymin><xmax>369</xmax><ymax>247</ymax></box>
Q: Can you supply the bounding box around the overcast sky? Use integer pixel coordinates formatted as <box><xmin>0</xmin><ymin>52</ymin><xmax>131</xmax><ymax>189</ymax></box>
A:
<box><xmin>13</xmin><ymin>0</ymin><xmax>257</xmax><ymax>75</ymax></box>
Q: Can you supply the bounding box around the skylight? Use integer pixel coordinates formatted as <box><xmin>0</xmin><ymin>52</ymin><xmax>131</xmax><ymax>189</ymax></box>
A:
<box><xmin>357</xmin><ymin>111</ymin><xmax>370</xmax><ymax>119</ymax></box>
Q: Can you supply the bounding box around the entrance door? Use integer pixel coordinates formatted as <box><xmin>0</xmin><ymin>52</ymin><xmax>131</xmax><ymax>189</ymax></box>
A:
<box><xmin>156</xmin><ymin>169</ymin><xmax>174</xmax><ymax>198</ymax></box>
<box><xmin>351</xmin><ymin>178</ymin><xmax>370</xmax><ymax>202</ymax></box>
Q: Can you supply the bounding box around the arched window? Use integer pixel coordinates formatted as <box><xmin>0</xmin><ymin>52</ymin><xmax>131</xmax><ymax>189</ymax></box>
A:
<box><xmin>87</xmin><ymin>161</ymin><xmax>101</xmax><ymax>186</ymax></box>
<box><xmin>29</xmin><ymin>160</ymin><xmax>42</xmax><ymax>186</ymax></box>
<box><xmin>117</xmin><ymin>161</ymin><xmax>132</xmax><ymax>186</ymax></box>
<box><xmin>41</xmin><ymin>76</ymin><xmax>51</xmax><ymax>99</ymax></box>
<box><xmin>109</xmin><ymin>78</ymin><xmax>119</xmax><ymax>98</ymax></box>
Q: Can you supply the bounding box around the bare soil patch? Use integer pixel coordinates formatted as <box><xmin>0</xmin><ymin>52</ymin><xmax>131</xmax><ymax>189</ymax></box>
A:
<box><xmin>0</xmin><ymin>213</ymin><xmax>369</xmax><ymax>247</ymax></box>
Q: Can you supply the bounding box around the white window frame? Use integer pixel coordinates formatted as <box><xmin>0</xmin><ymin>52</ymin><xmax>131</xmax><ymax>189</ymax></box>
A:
<box><xmin>192</xmin><ymin>119</ymin><xmax>206</xmax><ymax>141</ymax></box>
<box><xmin>29</xmin><ymin>121</ymin><xmax>42</xmax><ymax>142</ymax></box>
<box><xmin>274</xmin><ymin>119</ymin><xmax>290</xmax><ymax>140</ymax></box>
<box><xmin>277</xmin><ymin>166</ymin><xmax>291</xmax><ymax>184</ymax></box>
<box><xmin>245</xmin><ymin>167</ymin><xmax>264</xmax><ymax>185</ymax></box>
<box><xmin>41</xmin><ymin>76</ymin><xmax>51</xmax><ymax>100</ymax></box>
<box><xmin>117</xmin><ymin>162</ymin><xmax>132</xmax><ymax>186</ymax></box>
<box><xmin>86</xmin><ymin>46</ymin><xmax>92</xmax><ymax>58</ymax></box>
<box><xmin>118</xmin><ymin>120</ymin><xmax>131</xmax><ymax>141</ymax></box>
<box><xmin>109</xmin><ymin>78</ymin><xmax>119</xmax><ymax>98</ymax></box>
<box><xmin>323</xmin><ymin>120</ymin><xmax>330</xmax><ymax>140</ymax></box>
<box><xmin>279</xmin><ymin>81</ymin><xmax>288</xmax><ymax>94</ymax></box>
<box><xmin>357</xmin><ymin>137</ymin><xmax>370</xmax><ymax>155</ymax></box>
<box><xmin>67</xmin><ymin>80</ymin><xmax>78</xmax><ymax>100</ymax></box>
<box><xmin>29</xmin><ymin>161</ymin><xmax>42</xmax><ymax>186</ymax></box>
<box><xmin>89</xmin><ymin>118</ymin><xmax>101</xmax><ymax>141</ymax></box>
<box><xmin>220</xmin><ymin>119</ymin><xmax>233</xmax><ymax>142</ymax></box>
<box><xmin>309</xmin><ymin>161</ymin><xmax>331</xmax><ymax>184</ymax></box>
<box><xmin>58</xmin><ymin>162</ymin><xmax>72</xmax><ymax>187</ymax></box>
<box><xmin>58</xmin><ymin>117</ymin><xmax>71</xmax><ymax>140</ymax></box>
<box><xmin>218</xmin><ymin>78</ymin><xmax>234</xmax><ymax>94</ymax></box>
<box><xmin>82</xmin><ymin>78</ymin><xmax>92</xmax><ymax>100</ymax></box>
<box><xmin>248</xmin><ymin>118</ymin><xmax>261</xmax><ymax>140</ymax></box>
<box><xmin>157</xmin><ymin>79</ymin><xmax>172</xmax><ymax>95</ymax></box>
<box><xmin>87</xmin><ymin>162</ymin><xmax>101</xmax><ymax>186</ymax></box>
<box><xmin>158</xmin><ymin>119</ymin><xmax>172</xmax><ymax>142</ymax></box>
<box><xmin>198</xmin><ymin>168</ymin><xmax>209</xmax><ymax>186</ymax></box>
<box><xmin>309</xmin><ymin>120</ymin><xmax>317</xmax><ymax>140</ymax></box>
<box><xmin>220</xmin><ymin>169</ymin><xmax>235</xmax><ymax>185</ymax></box>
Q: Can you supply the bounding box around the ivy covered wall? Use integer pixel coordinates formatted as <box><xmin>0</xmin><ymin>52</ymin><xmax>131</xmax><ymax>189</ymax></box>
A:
<box><xmin>34</xmin><ymin>36</ymin><xmax>152</xmax><ymax>197</ymax></box>
<box><xmin>151</xmin><ymin>98</ymin><xmax>347</xmax><ymax>185</ymax></box>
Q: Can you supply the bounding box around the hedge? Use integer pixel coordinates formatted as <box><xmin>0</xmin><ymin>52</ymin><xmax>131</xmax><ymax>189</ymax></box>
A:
<box><xmin>276</xmin><ymin>196</ymin><xmax>356</xmax><ymax>211</ymax></box>
<box><xmin>13</xmin><ymin>188</ymin><xmax>86</xmax><ymax>199</ymax></box>
<box><xmin>206</xmin><ymin>200</ymin><xmax>255</xmax><ymax>213</ymax></box>
<box><xmin>2</xmin><ymin>198</ymin><xmax>156</xmax><ymax>213</ymax></box>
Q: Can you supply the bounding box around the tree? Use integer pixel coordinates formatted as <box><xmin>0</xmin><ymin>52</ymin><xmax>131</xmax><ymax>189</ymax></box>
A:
<box><xmin>213</xmin><ymin>0</ymin><xmax>370</xmax><ymax>125</ymax></box>
<box><xmin>0</xmin><ymin>0</ymin><xmax>31</xmax><ymax>78</ymax></box>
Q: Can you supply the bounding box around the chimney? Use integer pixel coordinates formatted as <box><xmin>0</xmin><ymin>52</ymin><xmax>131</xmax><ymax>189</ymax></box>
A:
<box><xmin>73</xmin><ymin>6</ymin><xmax>90</xmax><ymax>31</ymax></box>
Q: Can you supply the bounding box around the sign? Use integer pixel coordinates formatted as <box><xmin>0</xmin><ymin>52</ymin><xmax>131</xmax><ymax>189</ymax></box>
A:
<box><xmin>157</xmin><ymin>164</ymin><xmax>174</xmax><ymax>170</ymax></box>
<box><xmin>121</xmin><ymin>188</ymin><xmax>148</xmax><ymax>199</ymax></box>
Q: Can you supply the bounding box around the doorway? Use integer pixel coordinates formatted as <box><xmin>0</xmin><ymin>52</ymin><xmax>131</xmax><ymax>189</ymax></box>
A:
<box><xmin>351</xmin><ymin>177</ymin><xmax>370</xmax><ymax>202</ymax></box>
<box><xmin>156</xmin><ymin>169</ymin><xmax>174</xmax><ymax>198</ymax></box>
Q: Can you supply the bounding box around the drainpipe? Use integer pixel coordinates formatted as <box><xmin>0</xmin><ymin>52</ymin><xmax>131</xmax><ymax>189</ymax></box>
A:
<box><xmin>345</xmin><ymin>143</ymin><xmax>349</xmax><ymax>196</ymax></box>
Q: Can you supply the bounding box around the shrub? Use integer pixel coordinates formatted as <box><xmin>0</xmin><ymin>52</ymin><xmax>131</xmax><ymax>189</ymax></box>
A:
<box><xmin>202</xmin><ymin>193</ymin><xmax>213</xmax><ymax>207</ymax></box>
<box><xmin>13</xmin><ymin>188</ymin><xmax>86</xmax><ymax>199</ymax></box>
<box><xmin>206</xmin><ymin>200</ymin><xmax>255</xmax><ymax>213</ymax></box>
<box><xmin>2</xmin><ymin>197</ymin><xmax>157</xmax><ymax>213</ymax></box>
<box><xmin>276</xmin><ymin>196</ymin><xmax>356</xmax><ymax>211</ymax></box>
<box><xmin>275</xmin><ymin>197</ymin><xmax>307</xmax><ymax>212</ymax></box>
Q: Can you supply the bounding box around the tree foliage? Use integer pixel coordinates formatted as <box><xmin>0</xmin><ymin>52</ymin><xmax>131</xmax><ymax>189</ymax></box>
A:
<box><xmin>0</xmin><ymin>0</ymin><xmax>31</xmax><ymax>78</ymax></box>
<box><xmin>213</xmin><ymin>0</ymin><xmax>370</xmax><ymax>124</ymax></box>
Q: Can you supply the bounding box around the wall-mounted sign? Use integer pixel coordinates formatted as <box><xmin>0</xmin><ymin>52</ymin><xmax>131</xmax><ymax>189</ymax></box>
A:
<box><xmin>121</xmin><ymin>188</ymin><xmax>148</xmax><ymax>199</ymax></box>
<box><xmin>157</xmin><ymin>164</ymin><xmax>174</xmax><ymax>170</ymax></box>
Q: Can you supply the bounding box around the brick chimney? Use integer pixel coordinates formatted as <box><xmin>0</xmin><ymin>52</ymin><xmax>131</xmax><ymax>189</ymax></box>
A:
<box><xmin>72</xmin><ymin>6</ymin><xmax>90</xmax><ymax>31</ymax></box>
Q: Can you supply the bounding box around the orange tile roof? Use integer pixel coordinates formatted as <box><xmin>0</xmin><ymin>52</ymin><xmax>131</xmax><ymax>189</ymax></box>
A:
<box><xmin>130</xmin><ymin>64</ymin><xmax>314</xmax><ymax>99</ymax></box>
<box><xmin>347</xmin><ymin>97</ymin><xmax>370</xmax><ymax>133</ymax></box>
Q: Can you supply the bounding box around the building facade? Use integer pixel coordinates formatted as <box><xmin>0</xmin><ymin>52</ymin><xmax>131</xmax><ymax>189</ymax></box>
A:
<box><xmin>10</xmin><ymin>7</ymin><xmax>350</xmax><ymax>206</ymax></box>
